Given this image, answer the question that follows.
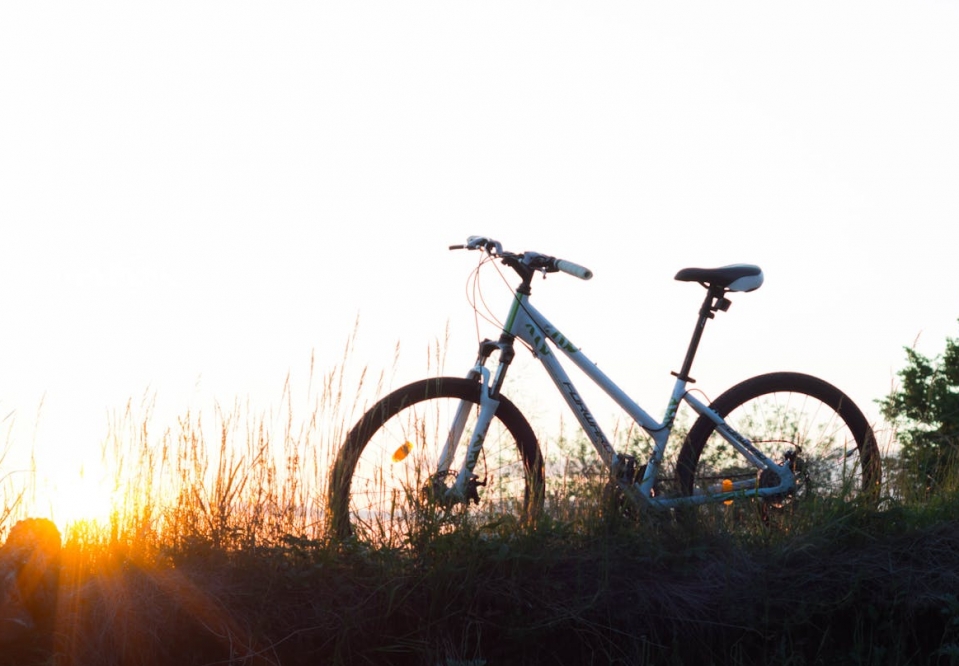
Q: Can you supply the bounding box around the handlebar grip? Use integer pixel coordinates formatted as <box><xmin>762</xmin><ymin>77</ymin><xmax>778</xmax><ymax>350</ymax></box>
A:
<box><xmin>555</xmin><ymin>259</ymin><xmax>593</xmax><ymax>280</ymax></box>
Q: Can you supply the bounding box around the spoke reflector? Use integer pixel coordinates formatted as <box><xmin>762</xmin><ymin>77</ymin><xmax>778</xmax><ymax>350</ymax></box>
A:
<box><xmin>392</xmin><ymin>441</ymin><xmax>413</xmax><ymax>463</ymax></box>
<box><xmin>722</xmin><ymin>478</ymin><xmax>734</xmax><ymax>505</ymax></box>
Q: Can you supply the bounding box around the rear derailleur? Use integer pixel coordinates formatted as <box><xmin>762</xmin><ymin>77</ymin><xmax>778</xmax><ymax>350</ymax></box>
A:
<box><xmin>758</xmin><ymin>448</ymin><xmax>807</xmax><ymax>519</ymax></box>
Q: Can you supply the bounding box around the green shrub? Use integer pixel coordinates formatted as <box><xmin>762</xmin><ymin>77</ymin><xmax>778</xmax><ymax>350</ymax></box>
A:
<box><xmin>881</xmin><ymin>324</ymin><xmax>959</xmax><ymax>493</ymax></box>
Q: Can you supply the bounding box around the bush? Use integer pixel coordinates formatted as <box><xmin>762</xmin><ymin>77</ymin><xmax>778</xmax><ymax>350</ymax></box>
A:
<box><xmin>881</xmin><ymin>325</ymin><xmax>959</xmax><ymax>492</ymax></box>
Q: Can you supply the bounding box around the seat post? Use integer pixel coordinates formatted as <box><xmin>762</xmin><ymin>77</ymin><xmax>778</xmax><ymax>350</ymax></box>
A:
<box><xmin>673</xmin><ymin>285</ymin><xmax>730</xmax><ymax>383</ymax></box>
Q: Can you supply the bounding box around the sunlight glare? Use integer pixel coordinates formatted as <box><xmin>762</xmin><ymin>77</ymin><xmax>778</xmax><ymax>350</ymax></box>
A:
<box><xmin>38</xmin><ymin>466</ymin><xmax>120</xmax><ymax>535</ymax></box>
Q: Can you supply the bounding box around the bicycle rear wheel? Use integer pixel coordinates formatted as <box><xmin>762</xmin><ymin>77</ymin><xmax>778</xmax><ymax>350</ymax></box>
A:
<box><xmin>328</xmin><ymin>377</ymin><xmax>544</xmax><ymax>545</ymax></box>
<box><xmin>677</xmin><ymin>372</ymin><xmax>881</xmax><ymax>515</ymax></box>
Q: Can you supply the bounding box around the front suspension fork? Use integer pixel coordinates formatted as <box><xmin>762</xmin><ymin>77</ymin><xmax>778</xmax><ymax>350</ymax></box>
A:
<box><xmin>436</xmin><ymin>337</ymin><xmax>515</xmax><ymax>504</ymax></box>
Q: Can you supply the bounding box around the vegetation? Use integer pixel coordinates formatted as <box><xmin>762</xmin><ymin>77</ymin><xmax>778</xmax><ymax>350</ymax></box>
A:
<box><xmin>1</xmin><ymin>338</ymin><xmax>959</xmax><ymax>665</ymax></box>
<box><xmin>881</xmin><ymin>324</ymin><xmax>959</xmax><ymax>494</ymax></box>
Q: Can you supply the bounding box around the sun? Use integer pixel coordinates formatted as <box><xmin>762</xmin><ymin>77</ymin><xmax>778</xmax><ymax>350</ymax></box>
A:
<box><xmin>36</xmin><ymin>465</ymin><xmax>121</xmax><ymax>535</ymax></box>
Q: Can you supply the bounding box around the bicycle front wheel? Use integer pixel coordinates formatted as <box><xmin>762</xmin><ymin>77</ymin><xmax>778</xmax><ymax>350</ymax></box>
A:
<box><xmin>328</xmin><ymin>377</ymin><xmax>544</xmax><ymax>545</ymax></box>
<box><xmin>677</xmin><ymin>372</ymin><xmax>881</xmax><ymax>510</ymax></box>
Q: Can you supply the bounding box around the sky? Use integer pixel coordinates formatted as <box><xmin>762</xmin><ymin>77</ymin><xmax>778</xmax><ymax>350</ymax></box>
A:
<box><xmin>2</xmin><ymin>2</ymin><xmax>958</xmax><ymax>525</ymax></box>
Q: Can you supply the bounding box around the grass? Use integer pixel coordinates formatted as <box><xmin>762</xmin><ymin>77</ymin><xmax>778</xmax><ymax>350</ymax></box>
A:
<box><xmin>3</xmin><ymin>353</ymin><xmax>959</xmax><ymax>665</ymax></box>
<box><xmin>7</xmin><ymin>497</ymin><xmax>959</xmax><ymax>665</ymax></box>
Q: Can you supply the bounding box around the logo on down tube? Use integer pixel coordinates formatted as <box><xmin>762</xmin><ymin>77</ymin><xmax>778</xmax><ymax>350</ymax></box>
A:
<box><xmin>563</xmin><ymin>382</ymin><xmax>615</xmax><ymax>457</ymax></box>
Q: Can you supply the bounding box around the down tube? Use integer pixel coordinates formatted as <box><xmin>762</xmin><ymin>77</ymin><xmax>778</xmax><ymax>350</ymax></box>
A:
<box><xmin>511</xmin><ymin>300</ymin><xmax>665</xmax><ymax>455</ymax></box>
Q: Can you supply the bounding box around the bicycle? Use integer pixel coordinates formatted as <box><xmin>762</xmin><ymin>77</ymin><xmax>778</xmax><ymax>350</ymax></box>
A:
<box><xmin>328</xmin><ymin>236</ymin><xmax>881</xmax><ymax>543</ymax></box>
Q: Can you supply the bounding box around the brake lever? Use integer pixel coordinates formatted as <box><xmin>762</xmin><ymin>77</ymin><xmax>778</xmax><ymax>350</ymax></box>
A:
<box><xmin>449</xmin><ymin>236</ymin><xmax>504</xmax><ymax>255</ymax></box>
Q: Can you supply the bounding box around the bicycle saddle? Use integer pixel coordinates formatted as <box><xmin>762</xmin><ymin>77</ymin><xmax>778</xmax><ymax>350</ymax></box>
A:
<box><xmin>674</xmin><ymin>264</ymin><xmax>764</xmax><ymax>292</ymax></box>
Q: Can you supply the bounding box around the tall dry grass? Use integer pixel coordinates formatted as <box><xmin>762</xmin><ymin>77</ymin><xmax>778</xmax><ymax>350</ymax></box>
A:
<box><xmin>76</xmin><ymin>338</ymin><xmax>389</xmax><ymax>556</ymax></box>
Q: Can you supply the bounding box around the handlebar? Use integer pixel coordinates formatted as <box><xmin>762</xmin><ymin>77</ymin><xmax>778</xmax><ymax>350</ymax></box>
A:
<box><xmin>450</xmin><ymin>236</ymin><xmax>593</xmax><ymax>281</ymax></box>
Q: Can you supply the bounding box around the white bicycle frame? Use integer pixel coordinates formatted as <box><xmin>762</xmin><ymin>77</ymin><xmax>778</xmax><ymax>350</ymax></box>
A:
<box><xmin>437</xmin><ymin>288</ymin><xmax>797</xmax><ymax>509</ymax></box>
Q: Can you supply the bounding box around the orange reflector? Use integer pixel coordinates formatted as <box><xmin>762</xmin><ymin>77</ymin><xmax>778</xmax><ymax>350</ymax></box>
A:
<box><xmin>392</xmin><ymin>441</ymin><xmax>413</xmax><ymax>463</ymax></box>
<box><xmin>722</xmin><ymin>478</ymin><xmax>734</xmax><ymax>505</ymax></box>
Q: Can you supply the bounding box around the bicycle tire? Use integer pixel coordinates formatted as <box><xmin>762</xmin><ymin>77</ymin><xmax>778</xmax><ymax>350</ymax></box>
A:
<box><xmin>328</xmin><ymin>377</ymin><xmax>544</xmax><ymax>543</ymax></box>
<box><xmin>677</xmin><ymin>372</ymin><xmax>881</xmax><ymax>507</ymax></box>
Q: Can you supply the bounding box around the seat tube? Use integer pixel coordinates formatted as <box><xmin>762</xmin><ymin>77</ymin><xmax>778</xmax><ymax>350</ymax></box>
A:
<box><xmin>675</xmin><ymin>286</ymin><xmax>725</xmax><ymax>383</ymax></box>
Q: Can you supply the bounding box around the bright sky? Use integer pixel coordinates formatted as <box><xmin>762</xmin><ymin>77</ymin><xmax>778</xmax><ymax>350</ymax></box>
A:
<box><xmin>2</xmin><ymin>2</ymin><xmax>958</xmax><ymax>524</ymax></box>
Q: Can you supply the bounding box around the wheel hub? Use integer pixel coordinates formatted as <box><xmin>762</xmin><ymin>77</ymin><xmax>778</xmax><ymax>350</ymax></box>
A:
<box><xmin>422</xmin><ymin>472</ymin><xmax>486</xmax><ymax>509</ymax></box>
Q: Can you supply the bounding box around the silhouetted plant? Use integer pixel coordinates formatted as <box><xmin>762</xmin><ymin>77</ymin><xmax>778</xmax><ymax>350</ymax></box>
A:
<box><xmin>881</xmin><ymin>324</ymin><xmax>959</xmax><ymax>493</ymax></box>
